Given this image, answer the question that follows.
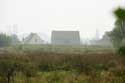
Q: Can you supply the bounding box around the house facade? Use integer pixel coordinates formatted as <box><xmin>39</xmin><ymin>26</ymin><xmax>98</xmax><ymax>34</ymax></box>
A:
<box><xmin>23</xmin><ymin>33</ymin><xmax>44</xmax><ymax>44</ymax></box>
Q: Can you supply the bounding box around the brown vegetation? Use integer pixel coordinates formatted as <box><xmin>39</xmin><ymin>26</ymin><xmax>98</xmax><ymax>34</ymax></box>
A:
<box><xmin>0</xmin><ymin>47</ymin><xmax>124</xmax><ymax>83</ymax></box>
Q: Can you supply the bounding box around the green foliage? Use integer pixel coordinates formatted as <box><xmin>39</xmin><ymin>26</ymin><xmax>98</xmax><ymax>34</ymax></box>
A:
<box><xmin>0</xmin><ymin>60</ymin><xmax>17</xmax><ymax>83</ymax></box>
<box><xmin>108</xmin><ymin>21</ymin><xmax>125</xmax><ymax>47</ymax></box>
<box><xmin>46</xmin><ymin>71</ymin><xmax>62</xmax><ymax>83</ymax></box>
<box><xmin>95</xmin><ymin>62</ymin><xmax>116</xmax><ymax>71</ymax></box>
<box><xmin>95</xmin><ymin>64</ymin><xmax>109</xmax><ymax>71</ymax></box>
<box><xmin>118</xmin><ymin>46</ymin><xmax>125</xmax><ymax>55</ymax></box>
<box><xmin>21</xmin><ymin>63</ymin><xmax>37</xmax><ymax>78</ymax></box>
<box><xmin>114</xmin><ymin>8</ymin><xmax>125</xmax><ymax>21</ymax></box>
<box><xmin>0</xmin><ymin>34</ymin><xmax>12</xmax><ymax>47</ymax></box>
<box><xmin>108</xmin><ymin>7</ymin><xmax>125</xmax><ymax>47</ymax></box>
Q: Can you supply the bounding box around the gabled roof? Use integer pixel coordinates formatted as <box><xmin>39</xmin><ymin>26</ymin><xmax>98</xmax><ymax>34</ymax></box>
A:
<box><xmin>23</xmin><ymin>33</ymin><xmax>43</xmax><ymax>43</ymax></box>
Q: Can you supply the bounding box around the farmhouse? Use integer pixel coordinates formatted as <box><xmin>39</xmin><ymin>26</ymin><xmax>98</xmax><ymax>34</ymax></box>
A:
<box><xmin>51</xmin><ymin>31</ymin><xmax>81</xmax><ymax>45</ymax></box>
<box><xmin>23</xmin><ymin>33</ymin><xmax>44</xmax><ymax>44</ymax></box>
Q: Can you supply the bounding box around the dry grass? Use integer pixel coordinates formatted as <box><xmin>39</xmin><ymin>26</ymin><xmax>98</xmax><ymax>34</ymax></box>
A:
<box><xmin>0</xmin><ymin>45</ymin><xmax>124</xmax><ymax>83</ymax></box>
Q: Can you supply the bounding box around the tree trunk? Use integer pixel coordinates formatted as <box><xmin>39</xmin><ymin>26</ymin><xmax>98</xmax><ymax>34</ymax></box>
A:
<box><xmin>7</xmin><ymin>76</ymin><xmax>10</xmax><ymax>83</ymax></box>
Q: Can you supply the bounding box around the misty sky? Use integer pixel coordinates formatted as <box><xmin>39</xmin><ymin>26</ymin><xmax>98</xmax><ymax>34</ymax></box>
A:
<box><xmin>0</xmin><ymin>0</ymin><xmax>125</xmax><ymax>40</ymax></box>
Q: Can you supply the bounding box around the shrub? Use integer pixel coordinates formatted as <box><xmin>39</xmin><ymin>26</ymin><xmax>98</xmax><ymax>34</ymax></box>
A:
<box><xmin>95</xmin><ymin>64</ymin><xmax>109</xmax><ymax>71</ymax></box>
<box><xmin>118</xmin><ymin>46</ymin><xmax>125</xmax><ymax>55</ymax></box>
<box><xmin>0</xmin><ymin>60</ymin><xmax>17</xmax><ymax>83</ymax></box>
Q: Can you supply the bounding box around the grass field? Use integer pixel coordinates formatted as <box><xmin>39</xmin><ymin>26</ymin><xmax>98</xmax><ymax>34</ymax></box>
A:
<box><xmin>5</xmin><ymin>44</ymin><xmax>116</xmax><ymax>54</ymax></box>
<box><xmin>0</xmin><ymin>44</ymin><xmax>124</xmax><ymax>83</ymax></box>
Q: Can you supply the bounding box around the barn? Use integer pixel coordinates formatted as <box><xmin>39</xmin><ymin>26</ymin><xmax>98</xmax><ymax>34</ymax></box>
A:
<box><xmin>51</xmin><ymin>31</ymin><xmax>81</xmax><ymax>45</ymax></box>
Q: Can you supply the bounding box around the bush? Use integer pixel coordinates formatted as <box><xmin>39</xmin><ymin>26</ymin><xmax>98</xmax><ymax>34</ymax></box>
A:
<box><xmin>118</xmin><ymin>46</ymin><xmax>125</xmax><ymax>55</ymax></box>
<box><xmin>0</xmin><ymin>60</ymin><xmax>17</xmax><ymax>83</ymax></box>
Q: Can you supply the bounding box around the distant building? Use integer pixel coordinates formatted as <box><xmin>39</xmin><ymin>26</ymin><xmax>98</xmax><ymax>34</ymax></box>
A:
<box><xmin>96</xmin><ymin>34</ymin><xmax>113</xmax><ymax>46</ymax></box>
<box><xmin>95</xmin><ymin>29</ymin><xmax>100</xmax><ymax>40</ymax></box>
<box><xmin>91</xmin><ymin>33</ymin><xmax>113</xmax><ymax>47</ymax></box>
<box><xmin>23</xmin><ymin>33</ymin><xmax>44</xmax><ymax>44</ymax></box>
<box><xmin>51</xmin><ymin>31</ymin><xmax>80</xmax><ymax>45</ymax></box>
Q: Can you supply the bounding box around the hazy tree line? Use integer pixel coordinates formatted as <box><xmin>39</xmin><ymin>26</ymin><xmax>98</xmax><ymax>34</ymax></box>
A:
<box><xmin>0</xmin><ymin>34</ymin><xmax>20</xmax><ymax>47</ymax></box>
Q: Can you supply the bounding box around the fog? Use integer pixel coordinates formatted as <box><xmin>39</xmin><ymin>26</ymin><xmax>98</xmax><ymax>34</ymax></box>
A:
<box><xmin>0</xmin><ymin>0</ymin><xmax>125</xmax><ymax>41</ymax></box>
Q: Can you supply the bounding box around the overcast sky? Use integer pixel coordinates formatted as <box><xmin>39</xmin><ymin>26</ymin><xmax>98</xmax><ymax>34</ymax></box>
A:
<box><xmin>0</xmin><ymin>0</ymin><xmax>125</xmax><ymax>40</ymax></box>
